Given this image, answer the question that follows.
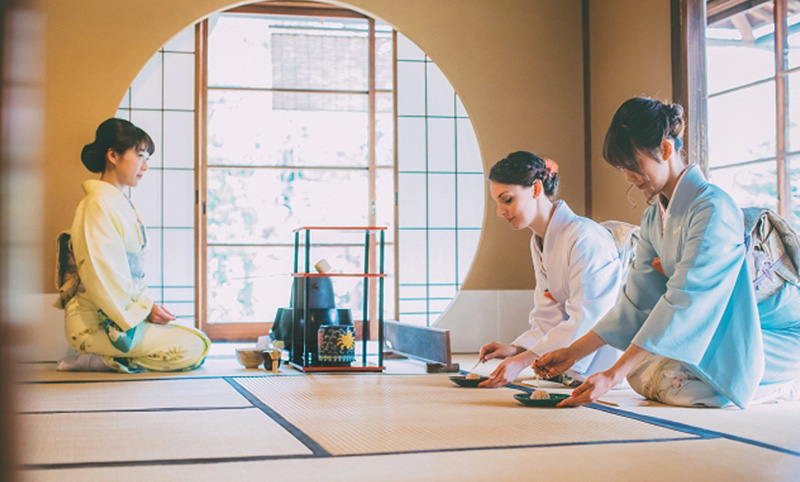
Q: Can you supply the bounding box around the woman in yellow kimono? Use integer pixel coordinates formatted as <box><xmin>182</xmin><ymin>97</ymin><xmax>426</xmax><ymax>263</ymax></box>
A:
<box><xmin>59</xmin><ymin>118</ymin><xmax>209</xmax><ymax>372</ymax></box>
<box><xmin>535</xmin><ymin>98</ymin><xmax>800</xmax><ymax>408</ymax></box>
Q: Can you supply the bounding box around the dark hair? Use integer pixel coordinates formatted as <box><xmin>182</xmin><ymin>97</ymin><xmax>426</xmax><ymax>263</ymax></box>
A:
<box><xmin>602</xmin><ymin>97</ymin><xmax>685</xmax><ymax>173</ymax></box>
<box><xmin>488</xmin><ymin>151</ymin><xmax>558</xmax><ymax>197</ymax></box>
<box><xmin>80</xmin><ymin>118</ymin><xmax>155</xmax><ymax>173</ymax></box>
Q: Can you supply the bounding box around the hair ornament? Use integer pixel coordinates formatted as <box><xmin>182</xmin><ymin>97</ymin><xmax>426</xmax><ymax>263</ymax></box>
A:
<box><xmin>544</xmin><ymin>158</ymin><xmax>558</xmax><ymax>177</ymax></box>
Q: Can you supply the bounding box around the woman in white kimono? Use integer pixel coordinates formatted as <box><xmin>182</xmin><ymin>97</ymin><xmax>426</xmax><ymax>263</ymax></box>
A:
<box><xmin>59</xmin><ymin>118</ymin><xmax>210</xmax><ymax>372</ymax></box>
<box><xmin>478</xmin><ymin>151</ymin><xmax>623</xmax><ymax>387</ymax></box>
<box><xmin>536</xmin><ymin>98</ymin><xmax>800</xmax><ymax>408</ymax></box>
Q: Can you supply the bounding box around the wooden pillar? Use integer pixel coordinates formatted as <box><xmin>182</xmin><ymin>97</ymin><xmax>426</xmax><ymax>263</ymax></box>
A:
<box><xmin>671</xmin><ymin>0</ymin><xmax>709</xmax><ymax>170</ymax></box>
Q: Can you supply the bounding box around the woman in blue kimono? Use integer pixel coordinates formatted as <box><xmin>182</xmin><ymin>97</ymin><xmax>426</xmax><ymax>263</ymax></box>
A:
<box><xmin>535</xmin><ymin>97</ymin><xmax>800</xmax><ymax>408</ymax></box>
<box><xmin>58</xmin><ymin>118</ymin><xmax>210</xmax><ymax>372</ymax></box>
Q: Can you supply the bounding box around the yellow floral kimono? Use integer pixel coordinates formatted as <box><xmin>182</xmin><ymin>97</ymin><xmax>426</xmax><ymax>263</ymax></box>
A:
<box><xmin>62</xmin><ymin>179</ymin><xmax>209</xmax><ymax>372</ymax></box>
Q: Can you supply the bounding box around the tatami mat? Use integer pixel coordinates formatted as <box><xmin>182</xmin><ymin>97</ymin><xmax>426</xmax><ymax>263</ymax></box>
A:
<box><xmin>234</xmin><ymin>374</ymin><xmax>693</xmax><ymax>455</ymax></box>
<box><xmin>625</xmin><ymin>402</ymin><xmax>800</xmax><ymax>454</ymax></box>
<box><xmin>18</xmin><ymin>408</ymin><xmax>312</xmax><ymax>466</ymax></box>
<box><xmin>17</xmin><ymin>378</ymin><xmax>251</xmax><ymax>412</ymax></box>
<box><xmin>20</xmin><ymin>437</ymin><xmax>800</xmax><ymax>482</ymax></box>
<box><xmin>20</xmin><ymin>358</ymin><xmax>294</xmax><ymax>383</ymax></box>
<box><xmin>21</xmin><ymin>352</ymin><xmax>438</xmax><ymax>383</ymax></box>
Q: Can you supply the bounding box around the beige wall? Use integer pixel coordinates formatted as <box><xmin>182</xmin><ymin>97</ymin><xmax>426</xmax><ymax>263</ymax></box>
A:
<box><xmin>39</xmin><ymin>0</ymin><xmax>673</xmax><ymax>300</ymax></box>
<box><xmin>40</xmin><ymin>0</ymin><xmax>586</xmax><ymax>294</ymax></box>
<box><xmin>345</xmin><ymin>0</ymin><xmax>587</xmax><ymax>290</ymax></box>
<box><xmin>589</xmin><ymin>0</ymin><xmax>673</xmax><ymax>224</ymax></box>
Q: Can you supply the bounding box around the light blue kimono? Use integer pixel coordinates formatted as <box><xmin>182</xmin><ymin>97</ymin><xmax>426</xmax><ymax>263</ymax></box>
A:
<box><xmin>593</xmin><ymin>165</ymin><xmax>800</xmax><ymax>408</ymax></box>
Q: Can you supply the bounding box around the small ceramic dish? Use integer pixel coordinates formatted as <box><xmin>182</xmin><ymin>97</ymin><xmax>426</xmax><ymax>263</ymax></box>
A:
<box><xmin>449</xmin><ymin>375</ymin><xmax>489</xmax><ymax>387</ymax></box>
<box><xmin>514</xmin><ymin>392</ymin><xmax>571</xmax><ymax>407</ymax></box>
<box><xmin>236</xmin><ymin>348</ymin><xmax>264</xmax><ymax>369</ymax></box>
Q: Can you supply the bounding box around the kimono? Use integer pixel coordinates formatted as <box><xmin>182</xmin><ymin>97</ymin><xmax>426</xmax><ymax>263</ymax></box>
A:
<box><xmin>62</xmin><ymin>179</ymin><xmax>209</xmax><ymax>372</ymax></box>
<box><xmin>513</xmin><ymin>201</ymin><xmax>623</xmax><ymax>379</ymax></box>
<box><xmin>593</xmin><ymin>165</ymin><xmax>800</xmax><ymax>408</ymax></box>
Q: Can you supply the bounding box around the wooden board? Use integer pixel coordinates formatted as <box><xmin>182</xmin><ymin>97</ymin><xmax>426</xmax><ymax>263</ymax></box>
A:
<box><xmin>384</xmin><ymin>321</ymin><xmax>452</xmax><ymax>366</ymax></box>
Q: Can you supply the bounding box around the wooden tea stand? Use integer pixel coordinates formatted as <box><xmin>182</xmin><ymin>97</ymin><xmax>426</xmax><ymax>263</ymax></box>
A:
<box><xmin>290</xmin><ymin>226</ymin><xmax>386</xmax><ymax>372</ymax></box>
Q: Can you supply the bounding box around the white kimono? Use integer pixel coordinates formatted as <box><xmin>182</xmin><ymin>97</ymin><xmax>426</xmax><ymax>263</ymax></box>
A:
<box><xmin>512</xmin><ymin>201</ymin><xmax>623</xmax><ymax>377</ymax></box>
<box><xmin>63</xmin><ymin>179</ymin><xmax>209</xmax><ymax>372</ymax></box>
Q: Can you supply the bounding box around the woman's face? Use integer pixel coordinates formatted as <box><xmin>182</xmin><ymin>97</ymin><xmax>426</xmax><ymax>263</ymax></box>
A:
<box><xmin>620</xmin><ymin>148</ymin><xmax>670</xmax><ymax>199</ymax></box>
<box><xmin>490</xmin><ymin>181</ymin><xmax>537</xmax><ymax>230</ymax></box>
<box><xmin>108</xmin><ymin>146</ymin><xmax>149</xmax><ymax>187</ymax></box>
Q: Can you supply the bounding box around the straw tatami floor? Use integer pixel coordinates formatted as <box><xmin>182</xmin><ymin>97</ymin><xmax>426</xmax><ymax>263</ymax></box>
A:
<box><xmin>14</xmin><ymin>348</ymin><xmax>800</xmax><ymax>481</ymax></box>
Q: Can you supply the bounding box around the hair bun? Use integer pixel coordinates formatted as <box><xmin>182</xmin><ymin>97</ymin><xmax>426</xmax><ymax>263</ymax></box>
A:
<box><xmin>666</xmin><ymin>103</ymin><xmax>684</xmax><ymax>120</ymax></box>
<box><xmin>80</xmin><ymin>142</ymin><xmax>105</xmax><ymax>173</ymax></box>
<box><xmin>666</xmin><ymin>103</ymin><xmax>685</xmax><ymax>140</ymax></box>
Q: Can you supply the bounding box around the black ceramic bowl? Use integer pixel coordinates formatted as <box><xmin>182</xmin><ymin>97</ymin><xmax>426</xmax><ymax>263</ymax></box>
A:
<box><xmin>449</xmin><ymin>375</ymin><xmax>489</xmax><ymax>387</ymax></box>
<box><xmin>514</xmin><ymin>392</ymin><xmax>571</xmax><ymax>407</ymax></box>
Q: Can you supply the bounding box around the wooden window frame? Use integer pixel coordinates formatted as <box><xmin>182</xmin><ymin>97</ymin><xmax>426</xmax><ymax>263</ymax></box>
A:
<box><xmin>685</xmin><ymin>0</ymin><xmax>795</xmax><ymax>217</ymax></box>
<box><xmin>196</xmin><ymin>4</ymin><xmax>389</xmax><ymax>340</ymax></box>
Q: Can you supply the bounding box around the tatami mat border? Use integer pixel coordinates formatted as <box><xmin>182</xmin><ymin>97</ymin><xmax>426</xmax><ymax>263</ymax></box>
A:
<box><xmin>589</xmin><ymin>404</ymin><xmax>800</xmax><ymax>457</ymax></box>
<box><xmin>225</xmin><ymin>377</ymin><xmax>331</xmax><ymax>457</ymax></box>
<box><xmin>20</xmin><ymin>371</ymin><xmax>429</xmax><ymax>385</ymax></box>
<box><xmin>20</xmin><ymin>374</ymin><xmax>287</xmax><ymax>384</ymax></box>
<box><xmin>18</xmin><ymin>406</ymin><xmax>256</xmax><ymax>415</ymax></box>
<box><xmin>19</xmin><ymin>435</ymin><xmax>706</xmax><ymax>471</ymax></box>
<box><xmin>20</xmin><ymin>454</ymin><xmax>321</xmax><ymax>471</ymax></box>
<box><xmin>507</xmin><ymin>380</ymin><xmax>800</xmax><ymax>457</ymax></box>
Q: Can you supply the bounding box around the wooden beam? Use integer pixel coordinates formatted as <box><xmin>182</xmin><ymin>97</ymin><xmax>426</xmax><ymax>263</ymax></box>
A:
<box><xmin>368</xmin><ymin>17</ymin><xmax>379</xmax><ymax>341</ymax></box>
<box><xmin>392</xmin><ymin>30</ymin><xmax>400</xmax><ymax>322</ymax></box>
<box><xmin>731</xmin><ymin>13</ymin><xmax>756</xmax><ymax>44</ymax></box>
<box><xmin>249</xmin><ymin>1</ymin><xmax>349</xmax><ymax>9</ymax></box>
<box><xmin>203</xmin><ymin>322</ymin><xmax>273</xmax><ymax>341</ymax></box>
<box><xmin>196</xmin><ymin>20</ymin><xmax>210</xmax><ymax>336</ymax></box>
<box><xmin>776</xmin><ymin>0</ymin><xmax>789</xmax><ymax>217</ymax></box>
<box><xmin>707</xmin><ymin>0</ymin><xmax>771</xmax><ymax>25</ymax></box>
<box><xmin>227</xmin><ymin>4</ymin><xmax>366</xmax><ymax>19</ymax></box>
<box><xmin>672</xmin><ymin>0</ymin><xmax>709</xmax><ymax>172</ymax></box>
<box><xmin>582</xmin><ymin>0</ymin><xmax>592</xmax><ymax>217</ymax></box>
<box><xmin>749</xmin><ymin>8</ymin><xmax>775</xmax><ymax>23</ymax></box>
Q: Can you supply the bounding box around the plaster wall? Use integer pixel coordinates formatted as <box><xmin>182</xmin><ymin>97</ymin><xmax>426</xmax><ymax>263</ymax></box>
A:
<box><xmin>35</xmin><ymin>0</ymin><xmax>673</xmax><ymax>355</ymax></box>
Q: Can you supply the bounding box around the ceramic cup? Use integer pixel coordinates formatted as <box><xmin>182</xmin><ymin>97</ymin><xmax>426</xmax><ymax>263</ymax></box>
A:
<box><xmin>262</xmin><ymin>349</ymin><xmax>282</xmax><ymax>373</ymax></box>
<box><xmin>236</xmin><ymin>348</ymin><xmax>264</xmax><ymax>369</ymax></box>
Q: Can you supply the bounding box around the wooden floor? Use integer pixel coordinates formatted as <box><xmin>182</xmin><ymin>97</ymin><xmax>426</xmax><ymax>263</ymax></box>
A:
<box><xmin>13</xmin><ymin>346</ymin><xmax>800</xmax><ymax>481</ymax></box>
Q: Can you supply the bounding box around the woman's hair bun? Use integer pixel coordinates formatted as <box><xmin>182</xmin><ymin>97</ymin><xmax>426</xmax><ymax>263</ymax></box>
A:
<box><xmin>665</xmin><ymin>102</ymin><xmax>685</xmax><ymax>141</ymax></box>
<box><xmin>80</xmin><ymin>118</ymin><xmax>155</xmax><ymax>174</ymax></box>
<box><xmin>488</xmin><ymin>150</ymin><xmax>559</xmax><ymax>197</ymax></box>
<box><xmin>81</xmin><ymin>142</ymin><xmax>106</xmax><ymax>173</ymax></box>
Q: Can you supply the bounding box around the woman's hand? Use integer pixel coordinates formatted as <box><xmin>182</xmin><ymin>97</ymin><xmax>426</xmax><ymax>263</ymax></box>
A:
<box><xmin>554</xmin><ymin>345</ymin><xmax>651</xmax><ymax>407</ymax></box>
<box><xmin>479</xmin><ymin>342</ymin><xmax>523</xmax><ymax>362</ymax></box>
<box><xmin>479</xmin><ymin>351</ymin><xmax>535</xmax><ymax>388</ymax></box>
<box><xmin>557</xmin><ymin>370</ymin><xmax>619</xmax><ymax>407</ymax></box>
<box><xmin>533</xmin><ymin>348</ymin><xmax>576</xmax><ymax>379</ymax></box>
<box><xmin>533</xmin><ymin>331</ymin><xmax>608</xmax><ymax>379</ymax></box>
<box><xmin>147</xmin><ymin>303</ymin><xmax>176</xmax><ymax>325</ymax></box>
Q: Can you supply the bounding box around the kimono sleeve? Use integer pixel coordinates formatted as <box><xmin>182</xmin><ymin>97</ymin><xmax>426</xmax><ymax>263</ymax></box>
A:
<box><xmin>529</xmin><ymin>234</ymin><xmax>622</xmax><ymax>372</ymax></box>
<box><xmin>630</xmin><ymin>201</ymin><xmax>757</xmax><ymax>364</ymax></box>
<box><xmin>592</xmin><ymin>210</ymin><xmax>668</xmax><ymax>351</ymax></box>
<box><xmin>75</xmin><ymin>198</ymin><xmax>152</xmax><ymax>331</ymax></box>
<box><xmin>512</xmin><ymin>281</ymin><xmax>564</xmax><ymax>351</ymax></box>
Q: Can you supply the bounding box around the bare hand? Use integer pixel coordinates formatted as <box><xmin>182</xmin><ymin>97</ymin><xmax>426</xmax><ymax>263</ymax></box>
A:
<box><xmin>479</xmin><ymin>342</ymin><xmax>522</xmax><ymax>362</ymax></box>
<box><xmin>479</xmin><ymin>354</ymin><xmax>529</xmax><ymax>388</ymax></box>
<box><xmin>557</xmin><ymin>371</ymin><xmax>617</xmax><ymax>407</ymax></box>
<box><xmin>147</xmin><ymin>304</ymin><xmax>176</xmax><ymax>325</ymax></box>
<box><xmin>533</xmin><ymin>348</ymin><xmax>575</xmax><ymax>379</ymax></box>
